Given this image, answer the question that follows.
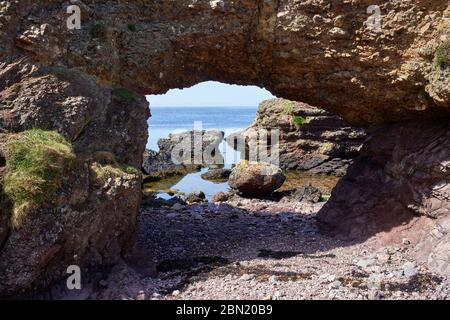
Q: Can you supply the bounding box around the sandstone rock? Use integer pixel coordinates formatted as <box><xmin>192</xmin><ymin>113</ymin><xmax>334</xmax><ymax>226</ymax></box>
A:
<box><xmin>282</xmin><ymin>186</ymin><xmax>323</xmax><ymax>203</ymax></box>
<box><xmin>212</xmin><ymin>192</ymin><xmax>230</xmax><ymax>203</ymax></box>
<box><xmin>184</xmin><ymin>191</ymin><xmax>206</xmax><ymax>204</ymax></box>
<box><xmin>228</xmin><ymin>99</ymin><xmax>366</xmax><ymax>175</ymax></box>
<box><xmin>318</xmin><ymin>122</ymin><xmax>450</xmax><ymax>275</ymax></box>
<box><xmin>229</xmin><ymin>161</ymin><xmax>285</xmax><ymax>196</ymax></box>
<box><xmin>142</xmin><ymin>149</ymin><xmax>201</xmax><ymax>180</ymax></box>
<box><xmin>142</xmin><ymin>130</ymin><xmax>225</xmax><ymax>179</ymax></box>
<box><xmin>201</xmin><ymin>168</ymin><xmax>232</xmax><ymax>182</ymax></box>
<box><xmin>158</xmin><ymin>130</ymin><xmax>224</xmax><ymax>167</ymax></box>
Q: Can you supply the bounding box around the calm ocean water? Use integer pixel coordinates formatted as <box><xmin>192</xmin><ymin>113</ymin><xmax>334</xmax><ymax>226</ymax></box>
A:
<box><xmin>146</xmin><ymin>106</ymin><xmax>257</xmax><ymax>199</ymax></box>
<box><xmin>147</xmin><ymin>106</ymin><xmax>257</xmax><ymax>151</ymax></box>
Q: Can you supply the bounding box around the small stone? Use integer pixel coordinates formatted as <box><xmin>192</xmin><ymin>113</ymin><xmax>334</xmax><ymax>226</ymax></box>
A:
<box><xmin>136</xmin><ymin>290</ymin><xmax>146</xmax><ymax>300</ymax></box>
<box><xmin>403</xmin><ymin>262</ymin><xmax>418</xmax><ymax>277</ymax></box>
<box><xmin>356</xmin><ymin>258</ymin><xmax>376</xmax><ymax>268</ymax></box>
<box><xmin>402</xmin><ymin>238</ymin><xmax>411</xmax><ymax>245</ymax></box>
<box><xmin>368</xmin><ymin>290</ymin><xmax>382</xmax><ymax>300</ymax></box>
<box><xmin>327</xmin><ymin>274</ymin><xmax>336</xmax><ymax>282</ymax></box>
<box><xmin>239</xmin><ymin>273</ymin><xmax>255</xmax><ymax>281</ymax></box>
<box><xmin>377</xmin><ymin>253</ymin><xmax>390</xmax><ymax>264</ymax></box>
<box><xmin>330</xmin><ymin>280</ymin><xmax>342</xmax><ymax>289</ymax></box>
<box><xmin>212</xmin><ymin>192</ymin><xmax>230</xmax><ymax>203</ymax></box>
<box><xmin>272</xmin><ymin>291</ymin><xmax>283</xmax><ymax>300</ymax></box>
<box><xmin>172</xmin><ymin>290</ymin><xmax>180</xmax><ymax>296</ymax></box>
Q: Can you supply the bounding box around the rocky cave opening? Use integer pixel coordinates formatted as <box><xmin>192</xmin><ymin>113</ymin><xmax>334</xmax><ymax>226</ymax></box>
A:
<box><xmin>0</xmin><ymin>0</ymin><xmax>448</xmax><ymax>299</ymax></box>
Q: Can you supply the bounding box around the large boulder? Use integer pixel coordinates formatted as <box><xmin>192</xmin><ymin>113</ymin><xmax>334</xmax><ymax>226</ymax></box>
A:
<box><xmin>317</xmin><ymin>122</ymin><xmax>450</xmax><ymax>275</ymax></box>
<box><xmin>229</xmin><ymin>161</ymin><xmax>285</xmax><ymax>196</ymax></box>
<box><xmin>226</xmin><ymin>99</ymin><xmax>366</xmax><ymax>175</ymax></box>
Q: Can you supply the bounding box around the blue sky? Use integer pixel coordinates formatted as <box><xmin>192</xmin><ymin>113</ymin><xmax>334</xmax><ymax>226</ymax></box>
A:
<box><xmin>147</xmin><ymin>81</ymin><xmax>275</xmax><ymax>107</ymax></box>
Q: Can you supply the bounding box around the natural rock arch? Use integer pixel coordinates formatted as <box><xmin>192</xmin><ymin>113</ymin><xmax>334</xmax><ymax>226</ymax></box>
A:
<box><xmin>0</xmin><ymin>0</ymin><xmax>449</xmax><ymax>296</ymax></box>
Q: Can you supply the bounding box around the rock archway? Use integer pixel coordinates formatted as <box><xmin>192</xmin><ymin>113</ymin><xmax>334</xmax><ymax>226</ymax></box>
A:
<box><xmin>0</xmin><ymin>0</ymin><xmax>449</xmax><ymax>296</ymax></box>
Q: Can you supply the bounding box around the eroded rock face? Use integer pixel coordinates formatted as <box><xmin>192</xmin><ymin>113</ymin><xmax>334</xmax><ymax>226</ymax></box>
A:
<box><xmin>0</xmin><ymin>0</ymin><xmax>449</xmax><ymax>294</ymax></box>
<box><xmin>0</xmin><ymin>56</ymin><xmax>149</xmax><ymax>297</ymax></box>
<box><xmin>317</xmin><ymin>121</ymin><xmax>450</xmax><ymax>274</ymax></box>
<box><xmin>1</xmin><ymin>1</ymin><xmax>449</xmax><ymax>124</ymax></box>
<box><xmin>228</xmin><ymin>98</ymin><xmax>366</xmax><ymax>175</ymax></box>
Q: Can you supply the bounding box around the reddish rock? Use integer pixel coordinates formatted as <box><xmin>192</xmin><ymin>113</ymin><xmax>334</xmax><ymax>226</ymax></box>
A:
<box><xmin>212</xmin><ymin>192</ymin><xmax>230</xmax><ymax>203</ymax></box>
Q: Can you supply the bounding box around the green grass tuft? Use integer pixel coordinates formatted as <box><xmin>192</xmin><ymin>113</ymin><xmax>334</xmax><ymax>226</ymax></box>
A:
<box><xmin>3</xmin><ymin>129</ymin><xmax>76</xmax><ymax>228</ymax></box>
<box><xmin>281</xmin><ymin>101</ymin><xmax>294</xmax><ymax>116</ymax></box>
<box><xmin>112</xmin><ymin>88</ymin><xmax>136</xmax><ymax>104</ymax></box>
<box><xmin>434</xmin><ymin>42</ymin><xmax>449</xmax><ymax>70</ymax></box>
<box><xmin>90</xmin><ymin>151</ymin><xmax>139</xmax><ymax>184</ymax></box>
<box><xmin>292</xmin><ymin>115</ymin><xmax>306</xmax><ymax>125</ymax></box>
<box><xmin>124</xmin><ymin>165</ymin><xmax>139</xmax><ymax>174</ymax></box>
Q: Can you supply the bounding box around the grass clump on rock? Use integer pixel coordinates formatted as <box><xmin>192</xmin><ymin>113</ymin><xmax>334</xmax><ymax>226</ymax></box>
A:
<box><xmin>3</xmin><ymin>129</ymin><xmax>76</xmax><ymax>228</ymax></box>
<box><xmin>91</xmin><ymin>151</ymin><xmax>139</xmax><ymax>184</ymax></box>
<box><xmin>281</xmin><ymin>101</ymin><xmax>294</xmax><ymax>116</ymax></box>
<box><xmin>292</xmin><ymin>115</ymin><xmax>306</xmax><ymax>125</ymax></box>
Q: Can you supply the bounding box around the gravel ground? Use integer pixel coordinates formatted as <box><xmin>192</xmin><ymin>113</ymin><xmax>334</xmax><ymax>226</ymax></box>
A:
<box><xmin>81</xmin><ymin>195</ymin><xmax>449</xmax><ymax>300</ymax></box>
<box><xmin>83</xmin><ymin>197</ymin><xmax>450</xmax><ymax>300</ymax></box>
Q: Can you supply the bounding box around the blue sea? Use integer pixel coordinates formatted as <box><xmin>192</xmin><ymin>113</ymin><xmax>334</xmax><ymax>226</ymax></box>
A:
<box><xmin>147</xmin><ymin>106</ymin><xmax>257</xmax><ymax>151</ymax></box>
<box><xmin>146</xmin><ymin>106</ymin><xmax>257</xmax><ymax>199</ymax></box>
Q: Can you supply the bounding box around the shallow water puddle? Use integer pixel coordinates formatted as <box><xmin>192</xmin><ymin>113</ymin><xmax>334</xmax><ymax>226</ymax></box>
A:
<box><xmin>143</xmin><ymin>169</ymin><xmax>340</xmax><ymax>201</ymax></box>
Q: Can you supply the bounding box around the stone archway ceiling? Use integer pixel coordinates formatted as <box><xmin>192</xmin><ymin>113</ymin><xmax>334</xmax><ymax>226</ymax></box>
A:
<box><xmin>2</xmin><ymin>0</ymin><xmax>449</xmax><ymax>126</ymax></box>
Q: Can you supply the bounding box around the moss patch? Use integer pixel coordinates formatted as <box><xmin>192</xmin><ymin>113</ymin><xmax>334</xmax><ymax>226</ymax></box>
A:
<box><xmin>112</xmin><ymin>88</ymin><xmax>136</xmax><ymax>104</ymax></box>
<box><xmin>292</xmin><ymin>115</ymin><xmax>306</xmax><ymax>125</ymax></box>
<box><xmin>3</xmin><ymin>129</ymin><xmax>76</xmax><ymax>228</ymax></box>
<box><xmin>90</xmin><ymin>151</ymin><xmax>139</xmax><ymax>183</ymax></box>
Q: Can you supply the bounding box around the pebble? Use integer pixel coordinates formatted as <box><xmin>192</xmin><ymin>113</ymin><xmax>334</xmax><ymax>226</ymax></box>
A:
<box><xmin>172</xmin><ymin>290</ymin><xmax>180</xmax><ymax>296</ymax></box>
<box><xmin>403</xmin><ymin>262</ymin><xmax>418</xmax><ymax>277</ymax></box>
<box><xmin>136</xmin><ymin>291</ymin><xmax>146</xmax><ymax>300</ymax></box>
<box><xmin>356</xmin><ymin>258</ymin><xmax>376</xmax><ymax>268</ymax></box>
<box><xmin>239</xmin><ymin>274</ymin><xmax>255</xmax><ymax>281</ymax></box>
<box><xmin>368</xmin><ymin>290</ymin><xmax>382</xmax><ymax>300</ymax></box>
<box><xmin>330</xmin><ymin>280</ymin><xmax>342</xmax><ymax>289</ymax></box>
